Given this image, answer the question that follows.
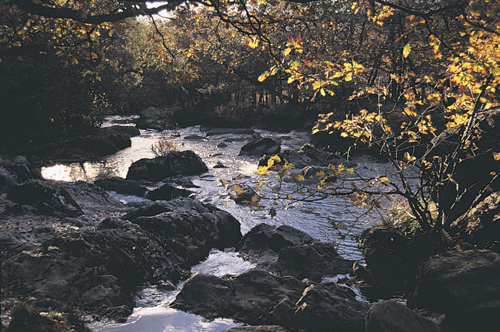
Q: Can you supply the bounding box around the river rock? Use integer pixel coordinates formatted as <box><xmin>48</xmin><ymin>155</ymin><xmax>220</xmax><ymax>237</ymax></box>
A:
<box><xmin>239</xmin><ymin>138</ymin><xmax>280</xmax><ymax>156</ymax></box>
<box><xmin>365</xmin><ymin>300</ymin><xmax>442</xmax><ymax>332</ymax></box>
<box><xmin>412</xmin><ymin>249</ymin><xmax>500</xmax><ymax>332</ymax></box>
<box><xmin>451</xmin><ymin>191</ymin><xmax>500</xmax><ymax>252</ymax></box>
<box><xmin>126</xmin><ymin>150</ymin><xmax>208</xmax><ymax>182</ymax></box>
<box><xmin>57</xmin><ymin>180</ymin><xmax>129</xmax><ymax>214</ymax></box>
<box><xmin>6</xmin><ymin>179</ymin><xmax>83</xmax><ymax>217</ymax></box>
<box><xmin>358</xmin><ymin>226</ymin><xmax>412</xmax><ymax>297</ymax></box>
<box><xmin>136</xmin><ymin>107</ymin><xmax>169</xmax><ymax>130</ymax></box>
<box><xmin>238</xmin><ymin>223</ymin><xmax>314</xmax><ymax>253</ymax></box>
<box><xmin>5</xmin><ymin>304</ymin><xmax>87</xmax><ymax>332</ymax></box>
<box><xmin>1</xmin><ymin>197</ymin><xmax>242</xmax><ymax>321</ymax></box>
<box><xmin>232</xmin><ymin>184</ymin><xmax>259</xmax><ymax>205</ymax></box>
<box><xmin>171</xmin><ymin>269</ymin><xmax>368</xmax><ymax>332</ymax></box>
<box><xmin>100</xmin><ymin>125</ymin><xmax>141</xmax><ymax>137</ymax></box>
<box><xmin>204</xmin><ymin>128</ymin><xmax>256</xmax><ymax>136</ymax></box>
<box><xmin>259</xmin><ymin>144</ymin><xmax>344</xmax><ymax>170</ymax></box>
<box><xmin>123</xmin><ymin>198</ymin><xmax>242</xmax><ymax>259</ymax></box>
<box><xmin>0</xmin><ymin>156</ymin><xmax>41</xmax><ymax>192</ymax></box>
<box><xmin>94</xmin><ymin>177</ymin><xmax>148</xmax><ymax>197</ymax></box>
<box><xmin>0</xmin><ymin>166</ymin><xmax>19</xmax><ymax>193</ymax></box>
<box><xmin>144</xmin><ymin>183</ymin><xmax>192</xmax><ymax>201</ymax></box>
<box><xmin>67</xmin><ymin>133</ymin><xmax>131</xmax><ymax>157</ymax></box>
<box><xmin>297</xmin><ymin>166</ymin><xmax>337</xmax><ymax>182</ymax></box>
<box><xmin>273</xmin><ymin>242</ymin><xmax>354</xmax><ymax>282</ymax></box>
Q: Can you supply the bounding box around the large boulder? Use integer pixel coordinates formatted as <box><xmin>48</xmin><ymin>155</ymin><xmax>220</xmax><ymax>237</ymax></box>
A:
<box><xmin>273</xmin><ymin>242</ymin><xmax>354</xmax><ymax>282</ymax></box>
<box><xmin>135</xmin><ymin>107</ymin><xmax>169</xmax><ymax>130</ymax></box>
<box><xmin>126</xmin><ymin>150</ymin><xmax>208</xmax><ymax>182</ymax></box>
<box><xmin>6</xmin><ymin>179</ymin><xmax>83</xmax><ymax>217</ymax></box>
<box><xmin>1</xmin><ymin>198</ymin><xmax>242</xmax><ymax>321</ymax></box>
<box><xmin>94</xmin><ymin>177</ymin><xmax>148</xmax><ymax>197</ymax></box>
<box><xmin>239</xmin><ymin>138</ymin><xmax>280</xmax><ymax>156</ymax></box>
<box><xmin>238</xmin><ymin>223</ymin><xmax>314</xmax><ymax>253</ymax></box>
<box><xmin>358</xmin><ymin>226</ymin><xmax>445</xmax><ymax>299</ymax></box>
<box><xmin>0</xmin><ymin>156</ymin><xmax>41</xmax><ymax>193</ymax></box>
<box><xmin>123</xmin><ymin>198</ymin><xmax>242</xmax><ymax>258</ymax></box>
<box><xmin>171</xmin><ymin>269</ymin><xmax>369</xmax><ymax>332</ymax></box>
<box><xmin>67</xmin><ymin>133</ymin><xmax>131</xmax><ymax>157</ymax></box>
<box><xmin>412</xmin><ymin>249</ymin><xmax>500</xmax><ymax>332</ymax></box>
<box><xmin>451</xmin><ymin>191</ymin><xmax>500</xmax><ymax>252</ymax></box>
<box><xmin>365</xmin><ymin>300</ymin><xmax>442</xmax><ymax>332</ymax></box>
<box><xmin>358</xmin><ymin>227</ymin><xmax>411</xmax><ymax>294</ymax></box>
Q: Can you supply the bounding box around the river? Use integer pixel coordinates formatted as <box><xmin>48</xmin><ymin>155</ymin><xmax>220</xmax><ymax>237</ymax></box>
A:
<box><xmin>41</xmin><ymin>116</ymin><xmax>415</xmax><ymax>332</ymax></box>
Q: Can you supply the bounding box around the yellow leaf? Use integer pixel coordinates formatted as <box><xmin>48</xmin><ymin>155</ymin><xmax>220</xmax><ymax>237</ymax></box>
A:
<box><xmin>403</xmin><ymin>44</ymin><xmax>411</xmax><ymax>58</ymax></box>
<box><xmin>379</xmin><ymin>176</ymin><xmax>389</xmax><ymax>183</ymax></box>
<box><xmin>347</xmin><ymin>168</ymin><xmax>354</xmax><ymax>174</ymax></box>
<box><xmin>493</xmin><ymin>152</ymin><xmax>500</xmax><ymax>161</ymax></box>
<box><xmin>256</xmin><ymin>166</ymin><xmax>269</xmax><ymax>177</ymax></box>
<box><xmin>267</xmin><ymin>155</ymin><xmax>281</xmax><ymax>168</ymax></box>
<box><xmin>232</xmin><ymin>185</ymin><xmax>244</xmax><ymax>195</ymax></box>
<box><xmin>219</xmin><ymin>179</ymin><xmax>227</xmax><ymax>186</ymax></box>
<box><xmin>246</xmin><ymin>38</ymin><xmax>259</xmax><ymax>49</ymax></box>
<box><xmin>256</xmin><ymin>182</ymin><xmax>264</xmax><ymax>189</ymax></box>
<box><xmin>258</xmin><ymin>71</ymin><xmax>270</xmax><ymax>82</ymax></box>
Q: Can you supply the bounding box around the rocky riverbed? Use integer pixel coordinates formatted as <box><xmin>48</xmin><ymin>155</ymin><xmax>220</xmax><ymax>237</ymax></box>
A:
<box><xmin>1</xmin><ymin>114</ymin><xmax>499</xmax><ymax>332</ymax></box>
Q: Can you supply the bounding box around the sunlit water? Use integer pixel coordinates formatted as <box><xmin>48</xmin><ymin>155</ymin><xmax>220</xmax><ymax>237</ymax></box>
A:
<box><xmin>42</xmin><ymin>116</ymin><xmax>417</xmax><ymax>332</ymax></box>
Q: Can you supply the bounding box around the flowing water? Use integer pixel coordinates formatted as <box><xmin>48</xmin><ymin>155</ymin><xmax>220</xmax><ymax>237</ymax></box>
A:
<box><xmin>41</xmin><ymin>116</ymin><xmax>417</xmax><ymax>332</ymax></box>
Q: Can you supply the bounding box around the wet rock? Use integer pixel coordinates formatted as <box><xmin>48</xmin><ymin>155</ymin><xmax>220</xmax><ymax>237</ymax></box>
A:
<box><xmin>217</xmin><ymin>142</ymin><xmax>228</xmax><ymax>148</ymax></box>
<box><xmin>239</xmin><ymin>138</ymin><xmax>280</xmax><ymax>157</ymax></box>
<box><xmin>126</xmin><ymin>150</ymin><xmax>208</xmax><ymax>182</ymax></box>
<box><xmin>6</xmin><ymin>179</ymin><xmax>83</xmax><ymax>217</ymax></box>
<box><xmin>0</xmin><ymin>156</ymin><xmax>41</xmax><ymax>192</ymax></box>
<box><xmin>184</xmin><ymin>134</ymin><xmax>206</xmax><ymax>140</ymax></box>
<box><xmin>232</xmin><ymin>184</ymin><xmax>259</xmax><ymax>205</ymax></box>
<box><xmin>259</xmin><ymin>144</ymin><xmax>344</xmax><ymax>169</ymax></box>
<box><xmin>67</xmin><ymin>134</ymin><xmax>131</xmax><ymax>157</ymax></box>
<box><xmin>412</xmin><ymin>249</ymin><xmax>500</xmax><ymax>332</ymax></box>
<box><xmin>57</xmin><ymin>180</ymin><xmax>129</xmax><ymax>214</ymax></box>
<box><xmin>171</xmin><ymin>269</ymin><xmax>368</xmax><ymax>332</ymax></box>
<box><xmin>145</xmin><ymin>184</ymin><xmax>192</xmax><ymax>201</ymax></box>
<box><xmin>238</xmin><ymin>223</ymin><xmax>314</xmax><ymax>253</ymax></box>
<box><xmin>1</xmin><ymin>198</ymin><xmax>241</xmax><ymax>321</ymax></box>
<box><xmin>136</xmin><ymin>107</ymin><xmax>169</xmax><ymax>130</ymax></box>
<box><xmin>94</xmin><ymin>177</ymin><xmax>148</xmax><ymax>197</ymax></box>
<box><xmin>0</xmin><ymin>166</ymin><xmax>19</xmax><ymax>193</ymax></box>
<box><xmin>169</xmin><ymin>178</ymin><xmax>199</xmax><ymax>188</ymax></box>
<box><xmin>101</xmin><ymin>125</ymin><xmax>141</xmax><ymax>137</ymax></box>
<box><xmin>365</xmin><ymin>300</ymin><xmax>442</xmax><ymax>332</ymax></box>
<box><xmin>213</xmin><ymin>161</ymin><xmax>227</xmax><ymax>168</ymax></box>
<box><xmin>297</xmin><ymin>165</ymin><xmax>337</xmax><ymax>182</ymax></box>
<box><xmin>358</xmin><ymin>226</ymin><xmax>411</xmax><ymax>296</ymax></box>
<box><xmin>451</xmin><ymin>191</ymin><xmax>500</xmax><ymax>252</ymax></box>
<box><xmin>273</xmin><ymin>242</ymin><xmax>354</xmax><ymax>282</ymax></box>
<box><xmin>204</xmin><ymin>128</ymin><xmax>256</xmax><ymax>136</ymax></box>
<box><xmin>129</xmin><ymin>199</ymin><xmax>241</xmax><ymax>265</ymax></box>
<box><xmin>5</xmin><ymin>304</ymin><xmax>88</xmax><ymax>332</ymax></box>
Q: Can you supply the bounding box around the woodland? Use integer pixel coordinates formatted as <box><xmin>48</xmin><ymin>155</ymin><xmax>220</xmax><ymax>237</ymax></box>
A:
<box><xmin>1</xmin><ymin>1</ymin><xmax>500</xmax><ymax>331</ymax></box>
<box><xmin>1</xmin><ymin>0</ymin><xmax>499</xmax><ymax>240</ymax></box>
